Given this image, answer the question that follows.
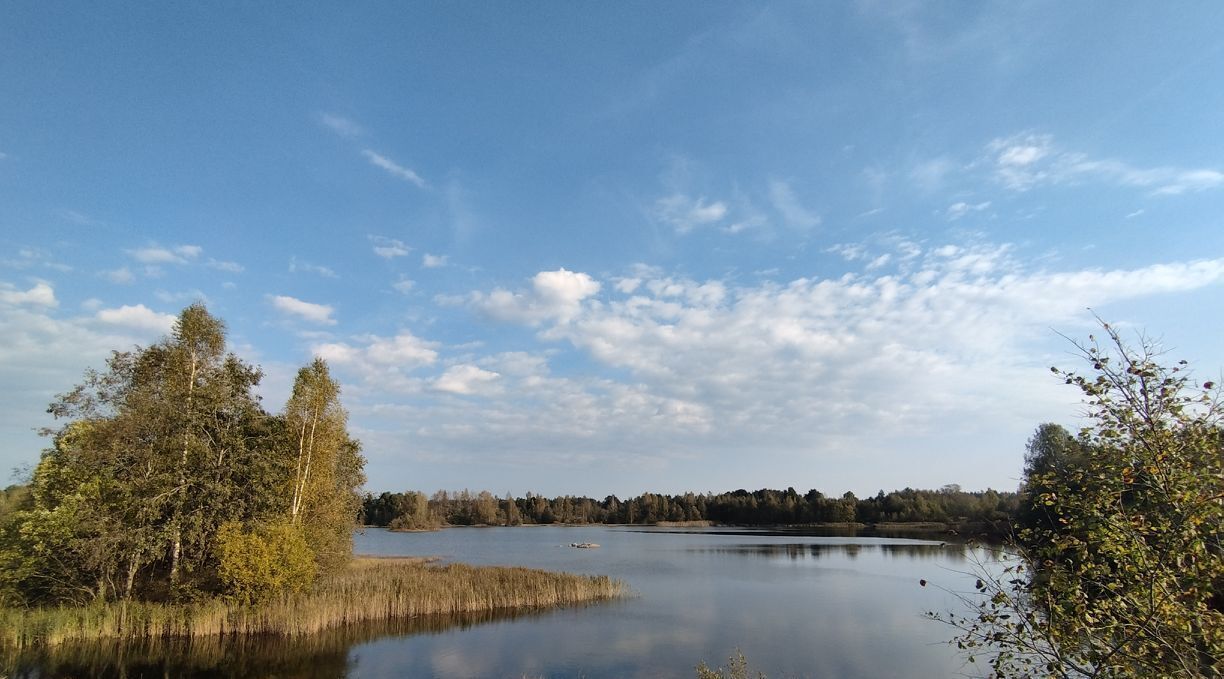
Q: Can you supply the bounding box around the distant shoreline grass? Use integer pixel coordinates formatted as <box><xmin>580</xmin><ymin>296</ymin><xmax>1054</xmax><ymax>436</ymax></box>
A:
<box><xmin>0</xmin><ymin>557</ymin><xmax>625</xmax><ymax>650</ymax></box>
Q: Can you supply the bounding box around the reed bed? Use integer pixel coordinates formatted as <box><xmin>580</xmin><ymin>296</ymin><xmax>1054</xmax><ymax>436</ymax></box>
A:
<box><xmin>0</xmin><ymin>558</ymin><xmax>625</xmax><ymax>649</ymax></box>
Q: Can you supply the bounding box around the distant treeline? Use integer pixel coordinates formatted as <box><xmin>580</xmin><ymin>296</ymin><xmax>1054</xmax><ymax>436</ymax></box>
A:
<box><xmin>361</xmin><ymin>485</ymin><xmax>1019</xmax><ymax>530</ymax></box>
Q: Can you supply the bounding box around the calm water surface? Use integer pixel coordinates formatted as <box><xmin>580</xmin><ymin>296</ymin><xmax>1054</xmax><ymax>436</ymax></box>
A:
<box><xmin>15</xmin><ymin>526</ymin><xmax>999</xmax><ymax>678</ymax></box>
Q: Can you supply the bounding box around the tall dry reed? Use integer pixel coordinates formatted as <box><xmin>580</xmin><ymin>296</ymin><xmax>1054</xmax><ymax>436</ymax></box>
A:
<box><xmin>0</xmin><ymin>558</ymin><xmax>624</xmax><ymax>649</ymax></box>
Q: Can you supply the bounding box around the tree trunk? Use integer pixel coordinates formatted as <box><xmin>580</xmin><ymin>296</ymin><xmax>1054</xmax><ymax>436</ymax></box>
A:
<box><xmin>170</xmin><ymin>350</ymin><xmax>198</xmax><ymax>588</ymax></box>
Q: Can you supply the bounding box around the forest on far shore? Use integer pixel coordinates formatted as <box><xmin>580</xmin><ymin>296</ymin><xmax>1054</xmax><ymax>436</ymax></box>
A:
<box><xmin>360</xmin><ymin>484</ymin><xmax>1019</xmax><ymax>531</ymax></box>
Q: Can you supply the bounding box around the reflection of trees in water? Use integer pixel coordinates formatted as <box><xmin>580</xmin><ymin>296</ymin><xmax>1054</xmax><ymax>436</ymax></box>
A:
<box><xmin>689</xmin><ymin>541</ymin><xmax>983</xmax><ymax>562</ymax></box>
<box><xmin>5</xmin><ymin>608</ymin><xmax>552</xmax><ymax>679</ymax></box>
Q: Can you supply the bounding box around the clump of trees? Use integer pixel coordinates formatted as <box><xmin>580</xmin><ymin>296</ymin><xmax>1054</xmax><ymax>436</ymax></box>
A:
<box><xmin>363</xmin><ymin>485</ymin><xmax>1018</xmax><ymax>530</ymax></box>
<box><xmin>0</xmin><ymin>304</ymin><xmax>364</xmax><ymax>606</ymax></box>
<box><xmin>934</xmin><ymin>324</ymin><xmax>1222</xmax><ymax>677</ymax></box>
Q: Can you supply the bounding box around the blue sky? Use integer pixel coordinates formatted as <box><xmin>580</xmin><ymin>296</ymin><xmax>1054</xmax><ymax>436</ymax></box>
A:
<box><xmin>2</xmin><ymin>2</ymin><xmax>1223</xmax><ymax>497</ymax></box>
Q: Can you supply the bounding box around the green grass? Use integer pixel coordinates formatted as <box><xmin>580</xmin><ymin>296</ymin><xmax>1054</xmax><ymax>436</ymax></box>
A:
<box><xmin>0</xmin><ymin>557</ymin><xmax>625</xmax><ymax>649</ymax></box>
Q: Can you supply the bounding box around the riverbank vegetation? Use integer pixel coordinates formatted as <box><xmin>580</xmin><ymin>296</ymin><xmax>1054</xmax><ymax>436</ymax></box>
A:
<box><xmin>0</xmin><ymin>305</ymin><xmax>363</xmax><ymax>608</ymax></box>
<box><xmin>362</xmin><ymin>484</ymin><xmax>1019</xmax><ymax>534</ymax></box>
<box><xmin>0</xmin><ymin>305</ymin><xmax>626</xmax><ymax>651</ymax></box>
<box><xmin>1</xmin><ymin>557</ymin><xmax>623</xmax><ymax>649</ymax></box>
<box><xmin>932</xmin><ymin>325</ymin><xmax>1222</xmax><ymax>677</ymax></box>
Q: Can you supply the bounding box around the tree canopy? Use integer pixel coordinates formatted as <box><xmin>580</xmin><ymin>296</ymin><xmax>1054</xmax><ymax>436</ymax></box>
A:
<box><xmin>0</xmin><ymin>304</ymin><xmax>364</xmax><ymax>606</ymax></box>
<box><xmin>935</xmin><ymin>324</ymin><xmax>1223</xmax><ymax>678</ymax></box>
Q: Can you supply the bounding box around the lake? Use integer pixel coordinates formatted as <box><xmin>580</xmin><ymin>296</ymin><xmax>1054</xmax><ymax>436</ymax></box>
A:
<box><xmin>12</xmin><ymin>526</ymin><xmax>999</xmax><ymax>678</ymax></box>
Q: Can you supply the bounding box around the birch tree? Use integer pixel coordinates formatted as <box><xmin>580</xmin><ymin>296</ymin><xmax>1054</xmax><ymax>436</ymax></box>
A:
<box><xmin>284</xmin><ymin>358</ymin><xmax>364</xmax><ymax>575</ymax></box>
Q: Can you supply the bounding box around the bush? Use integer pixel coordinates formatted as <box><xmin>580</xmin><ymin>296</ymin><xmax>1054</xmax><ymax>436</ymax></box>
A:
<box><xmin>215</xmin><ymin>521</ymin><xmax>315</xmax><ymax>604</ymax></box>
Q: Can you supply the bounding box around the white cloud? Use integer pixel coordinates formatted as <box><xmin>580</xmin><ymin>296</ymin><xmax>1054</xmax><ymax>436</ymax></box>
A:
<box><xmin>653</xmin><ymin>193</ymin><xmax>728</xmax><ymax>234</ymax></box>
<box><xmin>362</xmin><ymin>149</ymin><xmax>427</xmax><ymax>188</ymax></box>
<box><xmin>154</xmin><ymin>289</ymin><xmax>208</xmax><ymax>305</ymax></box>
<box><xmin>865</xmin><ymin>254</ymin><xmax>892</xmax><ymax>270</ymax></box>
<box><xmin>768</xmin><ymin>180</ymin><xmax>821</xmax><ymax>230</ymax></box>
<box><xmin>319</xmin><ymin>112</ymin><xmax>364</xmax><ymax>138</ymax></box>
<box><xmin>289</xmin><ymin>257</ymin><xmax>337</xmax><ymax>278</ymax></box>
<box><xmin>987</xmin><ymin>133</ymin><xmax>1224</xmax><ymax>195</ymax></box>
<box><xmin>100</xmin><ymin>267</ymin><xmax>135</xmax><ymax>284</ymax></box>
<box><xmin>126</xmin><ymin>244</ymin><xmax>202</xmax><ymax>265</ymax></box>
<box><xmin>269</xmin><ymin>295</ymin><xmax>336</xmax><ymax>325</ymax></box>
<box><xmin>95</xmin><ymin>304</ymin><xmax>176</xmax><ymax>333</ymax></box>
<box><xmin>945</xmin><ymin>200</ymin><xmax>991</xmax><ymax>221</ymax></box>
<box><xmin>370</xmin><ymin>236</ymin><xmax>411</xmax><ymax>259</ymax></box>
<box><xmin>392</xmin><ymin>277</ymin><xmax>415</xmax><ymax>294</ymax></box>
<box><xmin>313</xmin><ymin>331</ymin><xmax>440</xmax><ymax>394</ymax></box>
<box><xmin>0</xmin><ymin>282</ymin><xmax>57</xmax><ymax>307</ymax></box>
<box><xmin>422</xmin><ymin>253</ymin><xmax>448</xmax><ymax>268</ymax></box>
<box><xmin>443</xmin><ymin>247</ymin><xmax>1224</xmax><ymax>482</ymax></box>
<box><xmin>468</xmin><ymin>268</ymin><xmax>602</xmax><ymax>325</ymax></box>
<box><xmin>910</xmin><ymin>157</ymin><xmax>959</xmax><ymax>192</ymax></box>
<box><xmin>207</xmin><ymin>259</ymin><xmax>244</xmax><ymax>273</ymax></box>
<box><xmin>434</xmin><ymin>364</ymin><xmax>501</xmax><ymax>395</ymax></box>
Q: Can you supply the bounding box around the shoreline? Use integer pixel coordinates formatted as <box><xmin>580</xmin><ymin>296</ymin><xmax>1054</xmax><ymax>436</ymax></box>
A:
<box><xmin>0</xmin><ymin>557</ymin><xmax>624</xmax><ymax>650</ymax></box>
<box><xmin>375</xmin><ymin>519</ymin><xmax>1005</xmax><ymax>535</ymax></box>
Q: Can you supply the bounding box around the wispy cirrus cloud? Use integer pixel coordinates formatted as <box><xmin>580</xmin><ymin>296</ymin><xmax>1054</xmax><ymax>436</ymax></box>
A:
<box><xmin>653</xmin><ymin>193</ymin><xmax>728</xmax><ymax>234</ymax></box>
<box><xmin>987</xmin><ymin>132</ymin><xmax>1224</xmax><ymax>195</ymax></box>
<box><xmin>289</xmin><ymin>256</ymin><xmax>338</xmax><ymax>278</ymax></box>
<box><xmin>945</xmin><ymin>200</ymin><xmax>991</xmax><ymax>221</ymax></box>
<box><xmin>207</xmin><ymin>259</ymin><xmax>243</xmax><ymax>273</ymax></box>
<box><xmin>767</xmin><ymin>179</ymin><xmax>821</xmax><ymax>230</ymax></box>
<box><xmin>362</xmin><ymin>149</ymin><xmax>427</xmax><ymax>188</ymax></box>
<box><xmin>319</xmin><ymin>112</ymin><xmax>364</xmax><ymax>138</ymax></box>
<box><xmin>126</xmin><ymin>244</ymin><xmax>202</xmax><ymax>265</ymax></box>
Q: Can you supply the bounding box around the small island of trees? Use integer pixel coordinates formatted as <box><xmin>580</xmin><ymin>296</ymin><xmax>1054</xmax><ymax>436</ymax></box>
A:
<box><xmin>0</xmin><ymin>305</ymin><xmax>621</xmax><ymax>649</ymax></box>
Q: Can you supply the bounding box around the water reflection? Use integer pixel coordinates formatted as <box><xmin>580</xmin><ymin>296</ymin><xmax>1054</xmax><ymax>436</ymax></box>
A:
<box><xmin>4</xmin><ymin>609</ymin><xmax>552</xmax><ymax>679</ymax></box>
<box><xmin>8</xmin><ymin>527</ymin><xmax>1006</xmax><ymax>678</ymax></box>
<box><xmin>688</xmin><ymin>541</ymin><xmax>972</xmax><ymax>561</ymax></box>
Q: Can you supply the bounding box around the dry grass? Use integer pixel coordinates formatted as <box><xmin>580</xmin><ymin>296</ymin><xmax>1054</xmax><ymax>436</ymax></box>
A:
<box><xmin>0</xmin><ymin>557</ymin><xmax>624</xmax><ymax>649</ymax></box>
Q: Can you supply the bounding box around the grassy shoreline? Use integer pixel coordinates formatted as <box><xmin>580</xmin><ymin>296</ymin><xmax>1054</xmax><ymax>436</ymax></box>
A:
<box><xmin>1</xmin><ymin>557</ymin><xmax>624</xmax><ymax>650</ymax></box>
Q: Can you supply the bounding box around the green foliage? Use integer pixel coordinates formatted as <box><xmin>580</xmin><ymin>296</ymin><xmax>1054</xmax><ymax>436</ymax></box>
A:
<box><xmin>933</xmin><ymin>323</ymin><xmax>1223</xmax><ymax>678</ymax></box>
<box><xmin>215</xmin><ymin>521</ymin><xmax>315</xmax><ymax>604</ymax></box>
<box><xmin>0</xmin><ymin>305</ymin><xmax>364</xmax><ymax>608</ymax></box>
<box><xmin>363</xmin><ymin>484</ymin><xmax>1018</xmax><ymax>530</ymax></box>
<box><xmin>285</xmin><ymin>359</ymin><xmax>365</xmax><ymax>576</ymax></box>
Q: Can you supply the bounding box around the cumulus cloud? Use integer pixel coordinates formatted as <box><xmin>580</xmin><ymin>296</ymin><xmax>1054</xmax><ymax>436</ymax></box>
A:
<box><xmin>467</xmin><ymin>268</ymin><xmax>601</xmax><ymax>325</ymax></box>
<box><xmin>422</xmin><ymin>253</ymin><xmax>448</xmax><ymax>268</ymax></box>
<box><xmin>434</xmin><ymin>364</ymin><xmax>501</xmax><ymax>395</ymax></box>
<box><xmin>269</xmin><ymin>295</ymin><xmax>336</xmax><ymax>325</ymax></box>
<box><xmin>440</xmin><ymin>245</ymin><xmax>1224</xmax><ymax>485</ymax></box>
<box><xmin>95</xmin><ymin>304</ymin><xmax>176</xmax><ymax>333</ymax></box>
<box><xmin>362</xmin><ymin>149</ymin><xmax>427</xmax><ymax>188</ymax></box>
<box><xmin>313</xmin><ymin>331</ymin><xmax>440</xmax><ymax>393</ymax></box>
<box><xmin>0</xmin><ymin>282</ymin><xmax>57</xmax><ymax>307</ymax></box>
